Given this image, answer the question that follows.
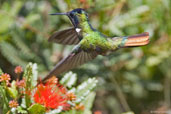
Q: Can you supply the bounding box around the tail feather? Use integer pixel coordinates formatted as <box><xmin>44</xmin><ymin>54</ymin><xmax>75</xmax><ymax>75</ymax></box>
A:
<box><xmin>123</xmin><ymin>32</ymin><xmax>149</xmax><ymax>47</ymax></box>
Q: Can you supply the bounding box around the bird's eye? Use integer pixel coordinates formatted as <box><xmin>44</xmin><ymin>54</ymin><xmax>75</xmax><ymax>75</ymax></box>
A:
<box><xmin>77</xmin><ymin>10</ymin><xmax>81</xmax><ymax>14</ymax></box>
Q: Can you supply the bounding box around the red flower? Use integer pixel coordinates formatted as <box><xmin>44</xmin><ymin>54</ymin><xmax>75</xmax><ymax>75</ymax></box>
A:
<box><xmin>0</xmin><ymin>73</ymin><xmax>11</xmax><ymax>85</ymax></box>
<box><xmin>33</xmin><ymin>80</ymin><xmax>70</xmax><ymax>110</ymax></box>
<box><xmin>14</xmin><ymin>66</ymin><xmax>23</xmax><ymax>74</ymax></box>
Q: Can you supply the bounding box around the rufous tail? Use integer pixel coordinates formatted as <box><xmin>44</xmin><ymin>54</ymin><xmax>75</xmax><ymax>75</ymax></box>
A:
<box><xmin>122</xmin><ymin>32</ymin><xmax>149</xmax><ymax>47</ymax></box>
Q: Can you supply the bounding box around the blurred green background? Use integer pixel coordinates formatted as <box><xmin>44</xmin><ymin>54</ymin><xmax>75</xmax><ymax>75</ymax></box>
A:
<box><xmin>0</xmin><ymin>0</ymin><xmax>171</xmax><ymax>114</ymax></box>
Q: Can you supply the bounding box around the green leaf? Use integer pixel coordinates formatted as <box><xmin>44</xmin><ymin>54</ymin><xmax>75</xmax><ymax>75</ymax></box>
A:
<box><xmin>45</xmin><ymin>107</ymin><xmax>63</xmax><ymax>114</ymax></box>
<box><xmin>0</xmin><ymin>68</ymin><xmax>9</xmax><ymax>113</ymax></box>
<box><xmin>73</xmin><ymin>92</ymin><xmax>95</xmax><ymax>114</ymax></box>
<box><xmin>0</xmin><ymin>42</ymin><xmax>27</xmax><ymax>66</ymax></box>
<box><xmin>23</xmin><ymin>63</ymin><xmax>38</xmax><ymax>108</ymax></box>
<box><xmin>7</xmin><ymin>81</ymin><xmax>18</xmax><ymax>99</ymax></box>
<box><xmin>75</xmin><ymin>78</ymin><xmax>98</xmax><ymax>103</ymax></box>
<box><xmin>83</xmin><ymin>92</ymin><xmax>96</xmax><ymax>111</ymax></box>
<box><xmin>82</xmin><ymin>110</ymin><xmax>91</xmax><ymax>114</ymax></box>
<box><xmin>60</xmin><ymin>71</ymin><xmax>77</xmax><ymax>88</ymax></box>
<box><xmin>0</xmin><ymin>85</ymin><xmax>10</xmax><ymax>113</ymax></box>
<box><xmin>24</xmin><ymin>64</ymin><xmax>33</xmax><ymax>108</ymax></box>
<box><xmin>23</xmin><ymin>63</ymin><xmax>38</xmax><ymax>87</ymax></box>
<box><xmin>28</xmin><ymin>104</ymin><xmax>45</xmax><ymax>114</ymax></box>
<box><xmin>31</xmin><ymin>63</ymin><xmax>38</xmax><ymax>87</ymax></box>
<box><xmin>108</xmin><ymin>5</ymin><xmax>149</xmax><ymax>35</ymax></box>
<box><xmin>11</xmin><ymin>31</ymin><xmax>35</xmax><ymax>60</ymax></box>
<box><xmin>21</xmin><ymin>97</ymin><xmax>26</xmax><ymax>108</ymax></box>
<box><xmin>60</xmin><ymin>109</ymin><xmax>82</xmax><ymax>114</ymax></box>
<box><xmin>17</xmin><ymin>106</ymin><xmax>27</xmax><ymax>114</ymax></box>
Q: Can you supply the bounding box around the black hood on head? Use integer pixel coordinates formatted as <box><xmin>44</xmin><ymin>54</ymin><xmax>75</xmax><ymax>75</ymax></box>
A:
<box><xmin>50</xmin><ymin>8</ymin><xmax>86</xmax><ymax>28</ymax></box>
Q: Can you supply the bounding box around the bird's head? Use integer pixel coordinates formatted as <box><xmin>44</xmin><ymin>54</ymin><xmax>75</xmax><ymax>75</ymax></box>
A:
<box><xmin>50</xmin><ymin>8</ymin><xmax>88</xmax><ymax>28</ymax></box>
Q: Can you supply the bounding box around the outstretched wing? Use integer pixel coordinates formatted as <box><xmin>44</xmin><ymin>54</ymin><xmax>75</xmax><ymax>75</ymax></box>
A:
<box><xmin>42</xmin><ymin>47</ymin><xmax>98</xmax><ymax>82</ymax></box>
<box><xmin>48</xmin><ymin>27</ymin><xmax>80</xmax><ymax>45</ymax></box>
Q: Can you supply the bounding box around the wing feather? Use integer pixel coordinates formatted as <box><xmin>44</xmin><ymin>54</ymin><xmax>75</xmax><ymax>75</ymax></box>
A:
<box><xmin>43</xmin><ymin>49</ymin><xmax>98</xmax><ymax>82</ymax></box>
<box><xmin>48</xmin><ymin>27</ymin><xmax>80</xmax><ymax>45</ymax></box>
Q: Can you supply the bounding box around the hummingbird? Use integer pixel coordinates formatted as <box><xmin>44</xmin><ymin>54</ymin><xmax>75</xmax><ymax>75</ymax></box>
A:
<box><xmin>43</xmin><ymin>8</ymin><xmax>149</xmax><ymax>82</ymax></box>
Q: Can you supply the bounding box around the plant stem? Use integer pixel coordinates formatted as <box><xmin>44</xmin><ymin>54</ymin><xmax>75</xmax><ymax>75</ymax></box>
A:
<box><xmin>109</xmin><ymin>75</ymin><xmax>131</xmax><ymax>112</ymax></box>
<box><xmin>164</xmin><ymin>75</ymin><xmax>171</xmax><ymax>108</ymax></box>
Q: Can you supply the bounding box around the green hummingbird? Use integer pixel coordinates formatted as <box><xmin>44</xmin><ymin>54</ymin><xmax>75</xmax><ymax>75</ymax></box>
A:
<box><xmin>43</xmin><ymin>8</ymin><xmax>149</xmax><ymax>82</ymax></box>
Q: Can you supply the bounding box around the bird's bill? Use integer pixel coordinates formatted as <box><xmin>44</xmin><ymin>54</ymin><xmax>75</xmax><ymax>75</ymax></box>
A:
<box><xmin>49</xmin><ymin>12</ymin><xmax>68</xmax><ymax>15</ymax></box>
<box><xmin>50</xmin><ymin>12</ymin><xmax>77</xmax><ymax>28</ymax></box>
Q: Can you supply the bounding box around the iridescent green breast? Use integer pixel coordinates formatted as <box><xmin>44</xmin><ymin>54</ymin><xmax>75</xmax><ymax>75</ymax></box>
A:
<box><xmin>80</xmin><ymin>31</ymin><xmax>111</xmax><ymax>51</ymax></box>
